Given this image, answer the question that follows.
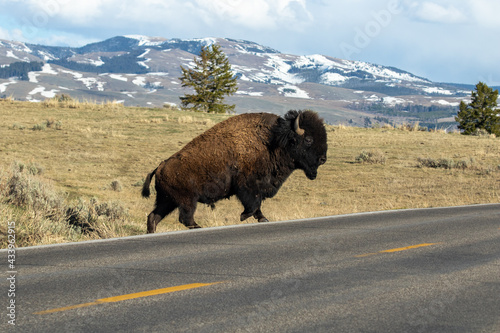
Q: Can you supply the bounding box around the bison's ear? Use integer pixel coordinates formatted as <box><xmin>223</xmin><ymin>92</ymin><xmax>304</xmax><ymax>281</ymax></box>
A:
<box><xmin>273</xmin><ymin>110</ymin><xmax>302</xmax><ymax>147</ymax></box>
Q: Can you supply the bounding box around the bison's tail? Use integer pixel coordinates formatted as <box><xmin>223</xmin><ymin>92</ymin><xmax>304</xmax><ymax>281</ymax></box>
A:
<box><xmin>141</xmin><ymin>167</ymin><xmax>158</xmax><ymax>198</ymax></box>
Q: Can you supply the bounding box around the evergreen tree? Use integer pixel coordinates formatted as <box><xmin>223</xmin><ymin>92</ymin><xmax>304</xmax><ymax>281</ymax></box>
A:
<box><xmin>455</xmin><ymin>82</ymin><xmax>500</xmax><ymax>136</ymax></box>
<box><xmin>179</xmin><ymin>44</ymin><xmax>238</xmax><ymax>113</ymax></box>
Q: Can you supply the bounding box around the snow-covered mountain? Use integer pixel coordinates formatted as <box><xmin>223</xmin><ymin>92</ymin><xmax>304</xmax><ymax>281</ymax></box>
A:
<box><xmin>0</xmin><ymin>35</ymin><xmax>471</xmax><ymax>125</ymax></box>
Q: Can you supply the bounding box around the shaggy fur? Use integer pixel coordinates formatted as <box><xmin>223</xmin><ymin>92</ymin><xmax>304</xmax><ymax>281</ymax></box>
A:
<box><xmin>142</xmin><ymin>110</ymin><xmax>327</xmax><ymax>233</ymax></box>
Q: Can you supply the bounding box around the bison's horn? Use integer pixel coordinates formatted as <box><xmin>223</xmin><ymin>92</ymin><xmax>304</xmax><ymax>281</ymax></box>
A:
<box><xmin>294</xmin><ymin>115</ymin><xmax>305</xmax><ymax>136</ymax></box>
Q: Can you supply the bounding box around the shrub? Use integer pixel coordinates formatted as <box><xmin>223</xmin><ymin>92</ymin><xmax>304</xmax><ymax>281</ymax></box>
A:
<box><xmin>355</xmin><ymin>150</ymin><xmax>386</xmax><ymax>165</ymax></box>
<box><xmin>110</xmin><ymin>180</ymin><xmax>123</xmax><ymax>192</ymax></box>
<box><xmin>6</xmin><ymin>166</ymin><xmax>65</xmax><ymax>219</ymax></box>
<box><xmin>32</xmin><ymin>122</ymin><xmax>47</xmax><ymax>131</ymax></box>
<box><xmin>11</xmin><ymin>123</ymin><xmax>25</xmax><ymax>130</ymax></box>
<box><xmin>1</xmin><ymin>162</ymin><xmax>130</xmax><ymax>245</ymax></box>
<box><xmin>65</xmin><ymin>197</ymin><xmax>128</xmax><ymax>234</ymax></box>
<box><xmin>45</xmin><ymin>118</ymin><xmax>63</xmax><ymax>130</ymax></box>
<box><xmin>417</xmin><ymin>157</ymin><xmax>475</xmax><ymax>170</ymax></box>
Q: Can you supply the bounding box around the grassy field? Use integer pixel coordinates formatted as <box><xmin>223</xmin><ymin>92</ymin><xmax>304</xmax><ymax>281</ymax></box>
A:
<box><xmin>1</xmin><ymin>98</ymin><xmax>499</xmax><ymax>248</ymax></box>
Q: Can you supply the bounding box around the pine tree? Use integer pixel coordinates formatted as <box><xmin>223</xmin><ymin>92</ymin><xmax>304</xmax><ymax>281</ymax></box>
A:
<box><xmin>179</xmin><ymin>44</ymin><xmax>238</xmax><ymax>113</ymax></box>
<box><xmin>455</xmin><ymin>82</ymin><xmax>500</xmax><ymax>136</ymax></box>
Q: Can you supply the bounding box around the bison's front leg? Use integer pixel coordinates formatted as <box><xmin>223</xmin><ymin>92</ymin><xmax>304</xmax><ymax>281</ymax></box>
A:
<box><xmin>238</xmin><ymin>190</ymin><xmax>268</xmax><ymax>222</ymax></box>
<box><xmin>253</xmin><ymin>209</ymin><xmax>269</xmax><ymax>223</ymax></box>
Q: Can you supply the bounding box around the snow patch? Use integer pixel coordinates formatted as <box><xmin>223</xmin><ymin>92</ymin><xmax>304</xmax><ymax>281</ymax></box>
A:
<box><xmin>321</xmin><ymin>72</ymin><xmax>347</xmax><ymax>84</ymax></box>
<box><xmin>138</xmin><ymin>60</ymin><xmax>150</xmax><ymax>69</ymax></box>
<box><xmin>41</xmin><ymin>64</ymin><xmax>58</xmax><ymax>74</ymax></box>
<box><xmin>120</xmin><ymin>91</ymin><xmax>136</xmax><ymax>98</ymax></box>
<box><xmin>28</xmin><ymin>72</ymin><xmax>39</xmax><ymax>83</ymax></box>
<box><xmin>364</xmin><ymin>94</ymin><xmax>381</xmax><ymax>102</ymax></box>
<box><xmin>263</xmin><ymin>54</ymin><xmax>304</xmax><ymax>85</ymax></box>
<box><xmin>138</xmin><ymin>49</ymin><xmax>151</xmax><ymax>58</ymax></box>
<box><xmin>61</xmin><ymin>70</ymin><xmax>105</xmax><ymax>91</ymax></box>
<box><xmin>431</xmin><ymin>99</ymin><xmax>459</xmax><ymax>106</ymax></box>
<box><xmin>109</xmin><ymin>74</ymin><xmax>128</xmax><ymax>82</ymax></box>
<box><xmin>37</xmin><ymin>50</ymin><xmax>58</xmax><ymax>61</ymax></box>
<box><xmin>28</xmin><ymin>86</ymin><xmax>59</xmax><ymax>98</ymax></box>
<box><xmin>87</xmin><ymin>57</ymin><xmax>105</xmax><ymax>66</ymax></box>
<box><xmin>294</xmin><ymin>54</ymin><xmax>337</xmax><ymax>71</ymax></box>
<box><xmin>383</xmin><ymin>96</ymin><xmax>407</xmax><ymax>106</ymax></box>
<box><xmin>6</xmin><ymin>51</ymin><xmax>20</xmax><ymax>60</ymax></box>
<box><xmin>60</xmin><ymin>69</ymin><xmax>83</xmax><ymax>79</ymax></box>
<box><xmin>422</xmin><ymin>86</ymin><xmax>454</xmax><ymax>95</ymax></box>
<box><xmin>133</xmin><ymin>76</ymin><xmax>146</xmax><ymax>86</ymax></box>
<box><xmin>0</xmin><ymin>80</ymin><xmax>17</xmax><ymax>93</ymax></box>
<box><xmin>124</xmin><ymin>35</ymin><xmax>166</xmax><ymax>46</ymax></box>
<box><xmin>278</xmin><ymin>85</ymin><xmax>310</xmax><ymax>99</ymax></box>
<box><xmin>236</xmin><ymin>90</ymin><xmax>264</xmax><ymax>97</ymax></box>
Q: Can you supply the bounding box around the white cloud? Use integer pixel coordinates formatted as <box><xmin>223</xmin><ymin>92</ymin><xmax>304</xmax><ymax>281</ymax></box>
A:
<box><xmin>408</xmin><ymin>1</ymin><xmax>467</xmax><ymax>24</ymax></box>
<box><xmin>25</xmin><ymin>0</ymin><xmax>105</xmax><ymax>25</ymax></box>
<box><xmin>1</xmin><ymin>0</ymin><xmax>499</xmax><ymax>84</ymax></box>
<box><xmin>468</xmin><ymin>0</ymin><xmax>500</xmax><ymax>28</ymax></box>
<box><xmin>193</xmin><ymin>0</ymin><xmax>313</xmax><ymax>30</ymax></box>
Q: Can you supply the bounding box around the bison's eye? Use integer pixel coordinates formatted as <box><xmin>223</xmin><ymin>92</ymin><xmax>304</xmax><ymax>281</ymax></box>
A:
<box><xmin>304</xmin><ymin>136</ymin><xmax>314</xmax><ymax>147</ymax></box>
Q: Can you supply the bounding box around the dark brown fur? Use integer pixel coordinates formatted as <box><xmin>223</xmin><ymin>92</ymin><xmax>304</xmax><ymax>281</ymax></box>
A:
<box><xmin>142</xmin><ymin>110</ymin><xmax>327</xmax><ymax>233</ymax></box>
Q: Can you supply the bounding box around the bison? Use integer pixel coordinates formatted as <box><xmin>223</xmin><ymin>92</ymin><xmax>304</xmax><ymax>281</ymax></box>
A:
<box><xmin>142</xmin><ymin>109</ymin><xmax>327</xmax><ymax>233</ymax></box>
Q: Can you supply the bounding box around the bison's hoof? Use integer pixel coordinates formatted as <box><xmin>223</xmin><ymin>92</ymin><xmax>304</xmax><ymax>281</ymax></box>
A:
<box><xmin>258</xmin><ymin>218</ymin><xmax>269</xmax><ymax>223</ymax></box>
<box><xmin>188</xmin><ymin>224</ymin><xmax>201</xmax><ymax>229</ymax></box>
<box><xmin>240</xmin><ymin>213</ymin><xmax>252</xmax><ymax>221</ymax></box>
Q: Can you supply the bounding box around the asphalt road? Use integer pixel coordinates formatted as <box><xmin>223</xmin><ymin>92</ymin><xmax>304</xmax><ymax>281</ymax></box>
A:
<box><xmin>2</xmin><ymin>204</ymin><xmax>500</xmax><ymax>332</ymax></box>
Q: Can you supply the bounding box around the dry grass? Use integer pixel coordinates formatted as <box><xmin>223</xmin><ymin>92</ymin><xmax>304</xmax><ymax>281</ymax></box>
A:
<box><xmin>0</xmin><ymin>99</ymin><xmax>499</xmax><ymax>247</ymax></box>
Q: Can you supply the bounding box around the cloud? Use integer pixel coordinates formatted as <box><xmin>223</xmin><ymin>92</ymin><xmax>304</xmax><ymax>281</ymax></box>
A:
<box><xmin>469</xmin><ymin>0</ymin><xmax>500</xmax><ymax>28</ymax></box>
<box><xmin>192</xmin><ymin>0</ymin><xmax>313</xmax><ymax>30</ymax></box>
<box><xmin>1</xmin><ymin>0</ymin><xmax>499</xmax><ymax>84</ymax></box>
<box><xmin>23</xmin><ymin>0</ymin><xmax>104</xmax><ymax>25</ymax></box>
<box><xmin>408</xmin><ymin>1</ymin><xmax>467</xmax><ymax>24</ymax></box>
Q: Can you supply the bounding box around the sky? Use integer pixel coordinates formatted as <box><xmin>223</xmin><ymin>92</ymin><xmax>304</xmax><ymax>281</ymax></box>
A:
<box><xmin>1</xmin><ymin>0</ymin><xmax>499</xmax><ymax>85</ymax></box>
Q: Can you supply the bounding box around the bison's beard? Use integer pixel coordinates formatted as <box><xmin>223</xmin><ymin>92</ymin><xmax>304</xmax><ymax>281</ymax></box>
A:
<box><xmin>304</xmin><ymin>168</ymin><xmax>318</xmax><ymax>180</ymax></box>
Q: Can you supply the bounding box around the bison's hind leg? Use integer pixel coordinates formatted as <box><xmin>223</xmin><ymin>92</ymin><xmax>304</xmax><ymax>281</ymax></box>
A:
<box><xmin>178</xmin><ymin>202</ymin><xmax>201</xmax><ymax>229</ymax></box>
<box><xmin>147</xmin><ymin>198</ymin><xmax>177</xmax><ymax>233</ymax></box>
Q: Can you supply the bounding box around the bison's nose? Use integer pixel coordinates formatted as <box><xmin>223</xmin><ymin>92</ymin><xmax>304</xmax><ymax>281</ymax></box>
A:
<box><xmin>319</xmin><ymin>155</ymin><xmax>327</xmax><ymax>165</ymax></box>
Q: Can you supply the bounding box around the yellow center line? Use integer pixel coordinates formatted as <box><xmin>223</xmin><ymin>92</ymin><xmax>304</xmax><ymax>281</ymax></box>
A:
<box><xmin>34</xmin><ymin>282</ymin><xmax>223</xmax><ymax>315</ymax></box>
<box><xmin>355</xmin><ymin>243</ymin><xmax>440</xmax><ymax>258</ymax></box>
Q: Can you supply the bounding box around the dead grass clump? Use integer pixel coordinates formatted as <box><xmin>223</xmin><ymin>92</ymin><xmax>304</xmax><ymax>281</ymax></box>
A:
<box><xmin>110</xmin><ymin>180</ymin><xmax>123</xmax><ymax>192</ymax></box>
<box><xmin>42</xmin><ymin>94</ymin><xmax>123</xmax><ymax>110</ymax></box>
<box><xmin>355</xmin><ymin>150</ymin><xmax>386</xmax><ymax>165</ymax></box>
<box><xmin>177</xmin><ymin>115</ymin><xmax>215</xmax><ymax>127</ymax></box>
<box><xmin>65</xmin><ymin>198</ymin><xmax>128</xmax><ymax>236</ymax></box>
<box><xmin>45</xmin><ymin>118</ymin><xmax>63</xmax><ymax>130</ymax></box>
<box><xmin>397</xmin><ymin>122</ymin><xmax>426</xmax><ymax>132</ymax></box>
<box><xmin>10</xmin><ymin>123</ymin><xmax>26</xmax><ymax>130</ymax></box>
<box><xmin>0</xmin><ymin>162</ymin><xmax>131</xmax><ymax>247</ymax></box>
<box><xmin>417</xmin><ymin>157</ymin><xmax>475</xmax><ymax>170</ymax></box>
<box><xmin>6</xmin><ymin>165</ymin><xmax>65</xmax><ymax>219</ymax></box>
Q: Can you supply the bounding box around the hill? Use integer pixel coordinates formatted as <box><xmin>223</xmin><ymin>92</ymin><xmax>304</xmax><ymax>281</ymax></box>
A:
<box><xmin>0</xmin><ymin>35</ymin><xmax>479</xmax><ymax>127</ymax></box>
<box><xmin>0</xmin><ymin>99</ymin><xmax>498</xmax><ymax>248</ymax></box>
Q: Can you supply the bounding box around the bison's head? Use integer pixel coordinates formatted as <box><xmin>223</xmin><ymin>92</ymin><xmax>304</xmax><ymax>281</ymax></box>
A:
<box><xmin>274</xmin><ymin>110</ymin><xmax>328</xmax><ymax>180</ymax></box>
